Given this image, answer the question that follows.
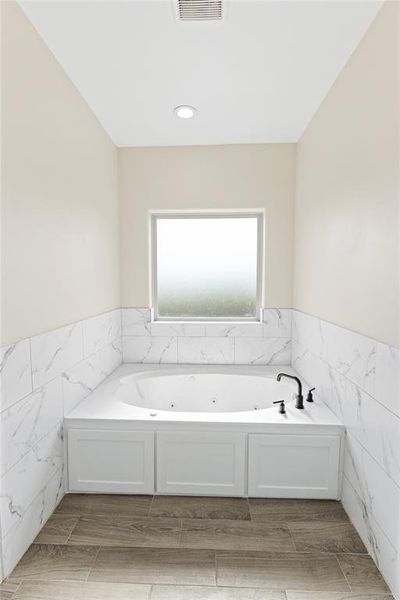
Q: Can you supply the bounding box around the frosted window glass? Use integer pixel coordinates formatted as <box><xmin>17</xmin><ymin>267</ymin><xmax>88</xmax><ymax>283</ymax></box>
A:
<box><xmin>154</xmin><ymin>216</ymin><xmax>261</xmax><ymax>319</ymax></box>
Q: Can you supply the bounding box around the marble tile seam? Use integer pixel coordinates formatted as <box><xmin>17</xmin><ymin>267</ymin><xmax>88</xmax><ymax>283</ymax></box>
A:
<box><xmin>291</xmin><ymin>339</ymin><xmax>400</xmax><ymax>422</ymax></box>
<box><xmin>1</xmin><ymin>414</ymin><xmax>62</xmax><ymax>479</ymax></box>
<box><xmin>292</xmin><ymin>309</ymin><xmax>399</xmax><ymax>351</ymax></box>
<box><xmin>0</xmin><ymin>308</ymin><xmax>121</xmax><ymax>351</ymax></box>
<box><xmin>0</xmin><ymin>420</ymin><xmax>63</xmax><ymax>483</ymax></box>
<box><xmin>341</xmin><ymin>472</ymin><xmax>399</xmax><ymax>558</ymax></box>
<box><xmin>1</xmin><ymin>466</ymin><xmax>65</xmax><ymax>545</ymax></box>
<box><xmin>1</xmin><ymin>337</ymin><xmax>122</xmax><ymax>415</ymax></box>
<box><xmin>122</xmin><ymin>307</ymin><xmax>399</xmax><ymax>351</ymax></box>
<box><xmin>0</xmin><ymin>376</ymin><xmax>60</xmax><ymax>416</ymax></box>
<box><xmin>344</xmin><ymin>431</ymin><xmax>400</xmax><ymax>493</ymax></box>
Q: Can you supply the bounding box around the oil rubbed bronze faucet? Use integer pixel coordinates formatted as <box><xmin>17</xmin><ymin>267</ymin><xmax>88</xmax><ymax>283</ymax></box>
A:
<box><xmin>277</xmin><ymin>373</ymin><xmax>304</xmax><ymax>409</ymax></box>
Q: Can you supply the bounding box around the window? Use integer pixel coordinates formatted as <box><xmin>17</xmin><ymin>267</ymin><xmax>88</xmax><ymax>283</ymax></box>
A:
<box><xmin>151</xmin><ymin>212</ymin><xmax>263</xmax><ymax>321</ymax></box>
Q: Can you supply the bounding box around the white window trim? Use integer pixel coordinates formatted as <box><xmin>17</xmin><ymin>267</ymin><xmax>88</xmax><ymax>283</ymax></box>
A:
<box><xmin>150</xmin><ymin>211</ymin><xmax>264</xmax><ymax>323</ymax></box>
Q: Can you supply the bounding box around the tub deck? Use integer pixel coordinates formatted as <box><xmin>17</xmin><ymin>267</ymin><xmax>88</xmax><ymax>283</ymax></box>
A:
<box><xmin>64</xmin><ymin>364</ymin><xmax>344</xmax><ymax>500</ymax></box>
<box><xmin>65</xmin><ymin>364</ymin><xmax>342</xmax><ymax>434</ymax></box>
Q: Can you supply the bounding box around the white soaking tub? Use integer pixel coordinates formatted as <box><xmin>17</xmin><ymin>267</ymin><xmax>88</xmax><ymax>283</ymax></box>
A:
<box><xmin>65</xmin><ymin>364</ymin><xmax>343</xmax><ymax>499</ymax></box>
<box><xmin>117</xmin><ymin>369</ymin><xmax>295</xmax><ymax>413</ymax></box>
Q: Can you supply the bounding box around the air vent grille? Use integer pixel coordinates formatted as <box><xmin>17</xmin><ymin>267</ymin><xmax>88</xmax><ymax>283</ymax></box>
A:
<box><xmin>177</xmin><ymin>0</ymin><xmax>223</xmax><ymax>21</ymax></box>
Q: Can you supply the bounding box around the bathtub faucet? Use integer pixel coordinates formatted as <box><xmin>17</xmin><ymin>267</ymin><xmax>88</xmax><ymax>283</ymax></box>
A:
<box><xmin>276</xmin><ymin>373</ymin><xmax>304</xmax><ymax>409</ymax></box>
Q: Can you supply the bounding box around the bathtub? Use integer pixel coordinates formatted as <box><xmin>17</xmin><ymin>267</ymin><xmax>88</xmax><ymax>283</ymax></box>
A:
<box><xmin>117</xmin><ymin>368</ymin><xmax>295</xmax><ymax>414</ymax></box>
<box><xmin>65</xmin><ymin>364</ymin><xmax>343</xmax><ymax>499</ymax></box>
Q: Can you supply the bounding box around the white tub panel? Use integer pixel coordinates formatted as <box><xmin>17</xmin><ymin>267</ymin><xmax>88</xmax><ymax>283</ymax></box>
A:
<box><xmin>156</xmin><ymin>431</ymin><xmax>246</xmax><ymax>496</ymax></box>
<box><xmin>68</xmin><ymin>429</ymin><xmax>154</xmax><ymax>494</ymax></box>
<box><xmin>248</xmin><ymin>433</ymin><xmax>341</xmax><ymax>499</ymax></box>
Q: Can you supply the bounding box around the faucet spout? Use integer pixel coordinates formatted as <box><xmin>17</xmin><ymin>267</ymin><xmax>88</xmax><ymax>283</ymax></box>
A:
<box><xmin>276</xmin><ymin>373</ymin><xmax>304</xmax><ymax>409</ymax></box>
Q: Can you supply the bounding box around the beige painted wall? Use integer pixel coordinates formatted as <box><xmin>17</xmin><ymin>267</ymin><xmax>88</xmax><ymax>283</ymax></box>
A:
<box><xmin>293</xmin><ymin>1</ymin><xmax>399</xmax><ymax>348</ymax></box>
<box><xmin>3</xmin><ymin>0</ymin><xmax>397</xmax><ymax>347</ymax></box>
<box><xmin>119</xmin><ymin>144</ymin><xmax>296</xmax><ymax>309</ymax></box>
<box><xmin>1</xmin><ymin>2</ymin><xmax>120</xmax><ymax>345</ymax></box>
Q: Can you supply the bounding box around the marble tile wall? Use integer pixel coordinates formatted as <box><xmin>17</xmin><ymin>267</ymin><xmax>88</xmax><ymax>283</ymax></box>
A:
<box><xmin>291</xmin><ymin>310</ymin><xmax>400</xmax><ymax>599</ymax></box>
<box><xmin>0</xmin><ymin>309</ymin><xmax>122</xmax><ymax>578</ymax></box>
<box><xmin>121</xmin><ymin>308</ymin><xmax>292</xmax><ymax>365</ymax></box>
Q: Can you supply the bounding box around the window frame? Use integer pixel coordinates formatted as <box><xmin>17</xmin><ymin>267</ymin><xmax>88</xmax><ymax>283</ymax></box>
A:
<box><xmin>150</xmin><ymin>211</ymin><xmax>264</xmax><ymax>322</ymax></box>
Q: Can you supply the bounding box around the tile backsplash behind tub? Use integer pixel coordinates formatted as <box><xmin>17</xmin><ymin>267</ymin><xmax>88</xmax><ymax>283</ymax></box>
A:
<box><xmin>121</xmin><ymin>308</ymin><xmax>292</xmax><ymax>365</ymax></box>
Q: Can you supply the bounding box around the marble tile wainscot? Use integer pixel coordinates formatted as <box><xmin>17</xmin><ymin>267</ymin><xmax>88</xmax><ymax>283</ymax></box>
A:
<box><xmin>291</xmin><ymin>309</ymin><xmax>400</xmax><ymax>599</ymax></box>
<box><xmin>0</xmin><ymin>309</ymin><xmax>122</xmax><ymax>578</ymax></box>
<box><xmin>121</xmin><ymin>308</ymin><xmax>292</xmax><ymax>365</ymax></box>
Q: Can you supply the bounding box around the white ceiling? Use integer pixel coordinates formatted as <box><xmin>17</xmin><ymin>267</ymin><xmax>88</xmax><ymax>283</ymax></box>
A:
<box><xmin>19</xmin><ymin>0</ymin><xmax>382</xmax><ymax>147</ymax></box>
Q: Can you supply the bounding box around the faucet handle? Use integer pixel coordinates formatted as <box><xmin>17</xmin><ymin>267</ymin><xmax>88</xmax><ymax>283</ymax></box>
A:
<box><xmin>273</xmin><ymin>400</ymin><xmax>286</xmax><ymax>414</ymax></box>
<box><xmin>306</xmin><ymin>387</ymin><xmax>316</xmax><ymax>402</ymax></box>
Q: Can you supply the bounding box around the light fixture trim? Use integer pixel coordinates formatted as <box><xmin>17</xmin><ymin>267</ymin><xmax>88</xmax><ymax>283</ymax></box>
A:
<box><xmin>174</xmin><ymin>105</ymin><xmax>197</xmax><ymax>119</ymax></box>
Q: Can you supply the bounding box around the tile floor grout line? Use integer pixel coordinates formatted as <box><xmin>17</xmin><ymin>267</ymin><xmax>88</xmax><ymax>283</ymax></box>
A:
<box><xmin>214</xmin><ymin>549</ymin><xmax>220</xmax><ymax>587</ymax></box>
<box><xmin>145</xmin><ymin>582</ymin><xmax>287</xmax><ymax>590</ymax></box>
<box><xmin>5</xmin><ymin>578</ymin><xmax>223</xmax><ymax>590</ymax></box>
<box><xmin>38</xmin><ymin>514</ymin><xmax>366</xmax><ymax>553</ymax></box>
<box><xmin>65</xmin><ymin>516</ymin><xmax>80</xmax><ymax>545</ymax></box>
<box><xmin>28</xmin><ymin>541</ymin><xmax>372</xmax><ymax>557</ymax></box>
<box><xmin>1</xmin><ymin>576</ymin><xmax>394</xmax><ymax>599</ymax></box>
<box><xmin>246</xmin><ymin>496</ymin><xmax>251</xmax><ymax>521</ymax></box>
<box><xmin>84</xmin><ymin>544</ymin><xmax>102</xmax><ymax>583</ymax></box>
<box><xmin>148</xmin><ymin>494</ymin><xmax>155</xmax><ymax>517</ymax></box>
<box><xmin>333</xmin><ymin>552</ymin><xmax>353</xmax><ymax>593</ymax></box>
<box><xmin>285</xmin><ymin>521</ymin><xmax>298</xmax><ymax>553</ymax></box>
<box><xmin>3</xmin><ymin>579</ymin><xmax>393</xmax><ymax>598</ymax></box>
<box><xmin>7</xmin><ymin>580</ymin><xmax>21</xmax><ymax>600</ymax></box>
<box><xmin>177</xmin><ymin>518</ymin><xmax>183</xmax><ymax>547</ymax></box>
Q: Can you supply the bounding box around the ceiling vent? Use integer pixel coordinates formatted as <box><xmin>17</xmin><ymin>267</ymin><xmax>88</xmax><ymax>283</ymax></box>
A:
<box><xmin>177</xmin><ymin>0</ymin><xmax>223</xmax><ymax>21</ymax></box>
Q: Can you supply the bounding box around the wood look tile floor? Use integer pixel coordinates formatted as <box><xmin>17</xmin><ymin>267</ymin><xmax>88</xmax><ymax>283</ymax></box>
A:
<box><xmin>1</xmin><ymin>495</ymin><xmax>393</xmax><ymax>600</ymax></box>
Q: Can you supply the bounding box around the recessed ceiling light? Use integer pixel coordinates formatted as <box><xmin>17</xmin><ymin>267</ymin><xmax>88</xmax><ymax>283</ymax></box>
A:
<box><xmin>174</xmin><ymin>105</ymin><xmax>196</xmax><ymax>119</ymax></box>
